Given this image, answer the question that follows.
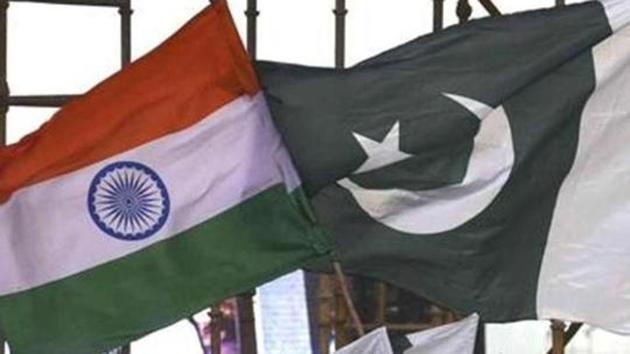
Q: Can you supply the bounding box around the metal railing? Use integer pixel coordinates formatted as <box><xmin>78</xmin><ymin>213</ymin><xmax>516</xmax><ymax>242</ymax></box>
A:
<box><xmin>2</xmin><ymin>0</ymin><xmax>132</xmax><ymax>111</ymax></box>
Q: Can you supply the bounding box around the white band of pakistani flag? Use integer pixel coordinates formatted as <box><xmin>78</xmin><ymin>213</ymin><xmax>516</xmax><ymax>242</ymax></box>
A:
<box><xmin>601</xmin><ymin>0</ymin><xmax>630</xmax><ymax>32</ymax></box>
<box><xmin>536</xmin><ymin>23</ymin><xmax>630</xmax><ymax>333</ymax></box>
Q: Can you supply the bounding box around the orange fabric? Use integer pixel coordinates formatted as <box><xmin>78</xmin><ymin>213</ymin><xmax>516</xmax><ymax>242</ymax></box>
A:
<box><xmin>0</xmin><ymin>0</ymin><xmax>259</xmax><ymax>204</ymax></box>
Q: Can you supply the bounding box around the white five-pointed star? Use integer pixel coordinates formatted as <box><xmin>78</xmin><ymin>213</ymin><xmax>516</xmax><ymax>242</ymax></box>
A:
<box><xmin>353</xmin><ymin>121</ymin><xmax>413</xmax><ymax>174</ymax></box>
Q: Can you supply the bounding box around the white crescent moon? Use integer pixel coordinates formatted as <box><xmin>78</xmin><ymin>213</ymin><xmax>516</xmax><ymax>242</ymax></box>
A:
<box><xmin>338</xmin><ymin>93</ymin><xmax>515</xmax><ymax>234</ymax></box>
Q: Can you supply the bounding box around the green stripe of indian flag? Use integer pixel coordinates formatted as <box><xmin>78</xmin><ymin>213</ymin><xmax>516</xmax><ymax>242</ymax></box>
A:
<box><xmin>0</xmin><ymin>184</ymin><xmax>328</xmax><ymax>354</ymax></box>
<box><xmin>537</xmin><ymin>23</ymin><xmax>630</xmax><ymax>333</ymax></box>
<box><xmin>0</xmin><ymin>93</ymin><xmax>300</xmax><ymax>296</ymax></box>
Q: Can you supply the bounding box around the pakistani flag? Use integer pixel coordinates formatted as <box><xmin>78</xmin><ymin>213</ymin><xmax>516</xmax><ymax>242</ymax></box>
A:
<box><xmin>258</xmin><ymin>0</ymin><xmax>630</xmax><ymax>333</ymax></box>
<box><xmin>0</xmin><ymin>1</ymin><xmax>330</xmax><ymax>353</ymax></box>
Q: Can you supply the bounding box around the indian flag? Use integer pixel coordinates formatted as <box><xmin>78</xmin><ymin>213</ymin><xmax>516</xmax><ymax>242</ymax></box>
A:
<box><xmin>0</xmin><ymin>1</ymin><xmax>331</xmax><ymax>353</ymax></box>
<box><xmin>258</xmin><ymin>0</ymin><xmax>630</xmax><ymax>335</ymax></box>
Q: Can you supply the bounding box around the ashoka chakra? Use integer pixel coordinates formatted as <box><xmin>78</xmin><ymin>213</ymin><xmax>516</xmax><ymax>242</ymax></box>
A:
<box><xmin>88</xmin><ymin>161</ymin><xmax>170</xmax><ymax>241</ymax></box>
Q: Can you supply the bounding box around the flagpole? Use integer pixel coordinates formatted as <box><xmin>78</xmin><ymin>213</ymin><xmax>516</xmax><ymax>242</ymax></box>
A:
<box><xmin>333</xmin><ymin>0</ymin><xmax>347</xmax><ymax>69</ymax></box>
<box><xmin>245</xmin><ymin>0</ymin><xmax>258</xmax><ymax>60</ymax></box>
<box><xmin>478</xmin><ymin>0</ymin><xmax>501</xmax><ymax>17</ymax></box>
<box><xmin>119</xmin><ymin>0</ymin><xmax>132</xmax><ymax>67</ymax></box>
<box><xmin>433</xmin><ymin>0</ymin><xmax>444</xmax><ymax>32</ymax></box>
<box><xmin>332</xmin><ymin>262</ymin><xmax>365</xmax><ymax>336</ymax></box>
<box><xmin>546</xmin><ymin>322</ymin><xmax>582</xmax><ymax>354</ymax></box>
<box><xmin>550</xmin><ymin>320</ymin><xmax>566</xmax><ymax>354</ymax></box>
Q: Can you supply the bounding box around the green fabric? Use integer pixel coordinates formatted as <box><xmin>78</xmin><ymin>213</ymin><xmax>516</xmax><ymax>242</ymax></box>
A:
<box><xmin>0</xmin><ymin>185</ymin><xmax>332</xmax><ymax>354</ymax></box>
<box><xmin>306</xmin><ymin>52</ymin><xmax>595</xmax><ymax>321</ymax></box>
<box><xmin>258</xmin><ymin>1</ymin><xmax>609</xmax><ymax>322</ymax></box>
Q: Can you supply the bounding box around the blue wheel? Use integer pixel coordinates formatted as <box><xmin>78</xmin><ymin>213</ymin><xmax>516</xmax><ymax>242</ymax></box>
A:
<box><xmin>88</xmin><ymin>161</ymin><xmax>170</xmax><ymax>241</ymax></box>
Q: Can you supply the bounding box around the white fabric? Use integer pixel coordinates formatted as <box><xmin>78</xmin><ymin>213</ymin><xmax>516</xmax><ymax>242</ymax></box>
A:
<box><xmin>600</xmin><ymin>0</ymin><xmax>630</xmax><ymax>32</ymax></box>
<box><xmin>351</xmin><ymin>121</ymin><xmax>412</xmax><ymax>174</ymax></box>
<box><xmin>255</xmin><ymin>271</ymin><xmax>313</xmax><ymax>354</ymax></box>
<box><xmin>404</xmin><ymin>314</ymin><xmax>479</xmax><ymax>354</ymax></box>
<box><xmin>334</xmin><ymin>327</ymin><xmax>393</xmax><ymax>354</ymax></box>
<box><xmin>338</xmin><ymin>97</ymin><xmax>513</xmax><ymax>235</ymax></box>
<box><xmin>335</xmin><ymin>316</ymin><xmax>478</xmax><ymax>354</ymax></box>
<box><xmin>0</xmin><ymin>93</ymin><xmax>300</xmax><ymax>296</ymax></box>
<box><xmin>537</xmin><ymin>26</ymin><xmax>630</xmax><ymax>333</ymax></box>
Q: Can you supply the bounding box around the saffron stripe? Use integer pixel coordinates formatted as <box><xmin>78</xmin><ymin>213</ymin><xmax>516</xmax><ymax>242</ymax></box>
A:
<box><xmin>0</xmin><ymin>0</ymin><xmax>258</xmax><ymax>204</ymax></box>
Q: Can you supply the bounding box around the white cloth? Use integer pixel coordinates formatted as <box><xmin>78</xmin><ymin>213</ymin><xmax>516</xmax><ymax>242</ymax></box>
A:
<box><xmin>404</xmin><ymin>314</ymin><xmax>479</xmax><ymax>354</ymax></box>
<box><xmin>536</xmin><ymin>25</ymin><xmax>630</xmax><ymax>334</ymax></box>
<box><xmin>601</xmin><ymin>0</ymin><xmax>630</xmax><ymax>32</ymax></box>
<box><xmin>334</xmin><ymin>327</ymin><xmax>393</xmax><ymax>354</ymax></box>
<box><xmin>255</xmin><ymin>271</ymin><xmax>313</xmax><ymax>354</ymax></box>
<box><xmin>334</xmin><ymin>314</ymin><xmax>479</xmax><ymax>354</ymax></box>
